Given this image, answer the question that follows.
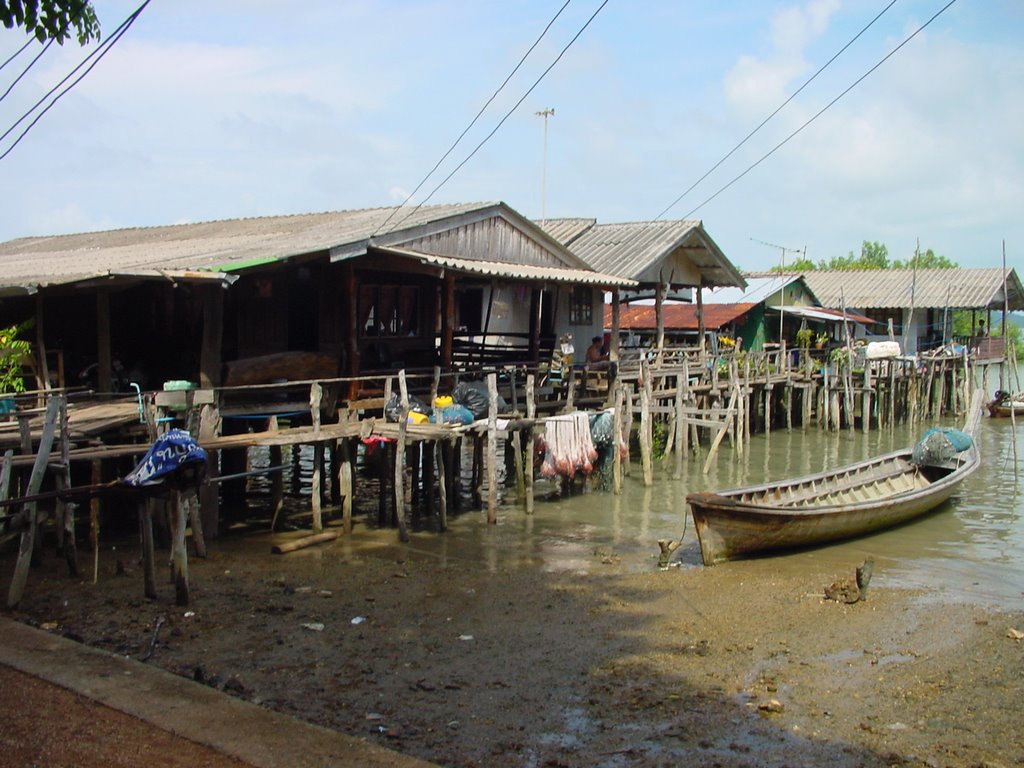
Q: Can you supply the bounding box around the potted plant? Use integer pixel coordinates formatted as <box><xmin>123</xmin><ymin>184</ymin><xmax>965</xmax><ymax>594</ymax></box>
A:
<box><xmin>795</xmin><ymin>328</ymin><xmax>815</xmax><ymax>349</ymax></box>
<box><xmin>815</xmin><ymin>332</ymin><xmax>829</xmax><ymax>349</ymax></box>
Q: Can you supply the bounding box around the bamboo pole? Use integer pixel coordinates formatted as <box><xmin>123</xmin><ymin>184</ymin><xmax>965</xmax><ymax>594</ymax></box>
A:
<box><xmin>271</xmin><ymin>530</ymin><xmax>341</xmax><ymax>554</ymax></box>
<box><xmin>612</xmin><ymin>381</ymin><xmax>623</xmax><ymax>494</ymax></box>
<box><xmin>435</xmin><ymin>441</ymin><xmax>448</xmax><ymax>530</ymax></box>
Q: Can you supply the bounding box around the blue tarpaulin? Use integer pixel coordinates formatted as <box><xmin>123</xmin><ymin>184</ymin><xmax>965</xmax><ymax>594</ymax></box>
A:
<box><xmin>122</xmin><ymin>429</ymin><xmax>208</xmax><ymax>487</ymax></box>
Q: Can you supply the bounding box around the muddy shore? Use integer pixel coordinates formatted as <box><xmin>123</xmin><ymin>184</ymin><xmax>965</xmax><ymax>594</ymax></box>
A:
<box><xmin>3</xmin><ymin>526</ymin><xmax>1022</xmax><ymax>768</ymax></box>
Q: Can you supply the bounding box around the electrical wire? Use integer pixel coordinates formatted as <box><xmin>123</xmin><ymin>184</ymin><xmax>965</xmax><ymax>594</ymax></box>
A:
<box><xmin>0</xmin><ymin>37</ymin><xmax>36</xmax><ymax>72</ymax></box>
<box><xmin>372</xmin><ymin>0</ymin><xmax>574</xmax><ymax>237</ymax></box>
<box><xmin>379</xmin><ymin>0</ymin><xmax>610</xmax><ymax>237</ymax></box>
<box><xmin>1</xmin><ymin>38</ymin><xmax>54</xmax><ymax>104</ymax></box>
<box><xmin>653</xmin><ymin>0</ymin><xmax>898</xmax><ymax>222</ymax></box>
<box><xmin>0</xmin><ymin>0</ymin><xmax>151</xmax><ymax>161</ymax></box>
<box><xmin>679</xmin><ymin>0</ymin><xmax>958</xmax><ymax>221</ymax></box>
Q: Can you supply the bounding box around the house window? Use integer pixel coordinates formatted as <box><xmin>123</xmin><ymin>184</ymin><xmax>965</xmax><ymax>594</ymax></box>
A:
<box><xmin>359</xmin><ymin>285</ymin><xmax>420</xmax><ymax>337</ymax></box>
<box><xmin>569</xmin><ymin>285</ymin><xmax>593</xmax><ymax>325</ymax></box>
<box><xmin>862</xmin><ymin>308</ymin><xmax>902</xmax><ymax>337</ymax></box>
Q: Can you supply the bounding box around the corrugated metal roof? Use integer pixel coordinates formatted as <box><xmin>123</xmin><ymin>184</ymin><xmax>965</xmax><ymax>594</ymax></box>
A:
<box><xmin>801</xmin><ymin>268</ymin><xmax>1024</xmax><ymax>310</ymax></box>
<box><xmin>702</xmin><ymin>274</ymin><xmax>806</xmax><ymax>305</ymax></box>
<box><xmin>0</xmin><ymin>202</ymin><xmax>498</xmax><ymax>292</ymax></box>
<box><xmin>770</xmin><ymin>305</ymin><xmax>876</xmax><ymax>326</ymax></box>
<box><xmin>374</xmin><ymin>246</ymin><xmax>636</xmax><ymax>286</ymax></box>
<box><xmin>603</xmin><ymin>303</ymin><xmax>755</xmax><ymax>331</ymax></box>
<box><xmin>550</xmin><ymin>219</ymin><xmax>745</xmax><ymax>288</ymax></box>
<box><xmin>536</xmin><ymin>218</ymin><xmax>596</xmax><ymax>246</ymax></box>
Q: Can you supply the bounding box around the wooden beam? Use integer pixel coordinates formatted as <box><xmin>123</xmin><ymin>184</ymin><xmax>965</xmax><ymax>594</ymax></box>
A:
<box><xmin>199</xmin><ymin>284</ymin><xmax>224</xmax><ymax>388</ymax></box>
<box><xmin>96</xmin><ymin>291</ymin><xmax>112</xmax><ymax>395</ymax></box>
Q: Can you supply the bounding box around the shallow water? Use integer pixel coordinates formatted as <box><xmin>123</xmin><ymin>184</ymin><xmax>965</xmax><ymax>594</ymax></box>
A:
<box><xmin>243</xmin><ymin>393</ymin><xmax>1024</xmax><ymax>609</ymax></box>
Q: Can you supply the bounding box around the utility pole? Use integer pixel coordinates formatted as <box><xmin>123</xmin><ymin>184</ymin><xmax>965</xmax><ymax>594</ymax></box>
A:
<box><xmin>535</xmin><ymin>108</ymin><xmax>555</xmax><ymax>224</ymax></box>
<box><xmin>751</xmin><ymin>238</ymin><xmax>805</xmax><ymax>346</ymax></box>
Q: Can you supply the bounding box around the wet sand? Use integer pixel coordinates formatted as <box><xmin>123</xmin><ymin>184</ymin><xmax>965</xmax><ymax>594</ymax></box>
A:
<box><xmin>3</xmin><ymin>526</ymin><xmax>1022</xmax><ymax>768</ymax></box>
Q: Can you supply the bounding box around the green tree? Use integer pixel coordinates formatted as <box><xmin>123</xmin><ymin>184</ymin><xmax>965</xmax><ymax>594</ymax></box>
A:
<box><xmin>0</xmin><ymin>321</ymin><xmax>32</xmax><ymax>393</ymax></box>
<box><xmin>817</xmin><ymin>241</ymin><xmax>890</xmax><ymax>270</ymax></box>
<box><xmin>892</xmin><ymin>248</ymin><xmax>958</xmax><ymax>269</ymax></box>
<box><xmin>772</xmin><ymin>256</ymin><xmax>816</xmax><ymax>272</ymax></box>
<box><xmin>1</xmin><ymin>0</ymin><xmax>99</xmax><ymax>44</ymax></box>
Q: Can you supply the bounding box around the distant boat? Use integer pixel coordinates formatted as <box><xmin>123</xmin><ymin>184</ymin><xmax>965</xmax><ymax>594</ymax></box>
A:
<box><xmin>686</xmin><ymin>391</ymin><xmax>984</xmax><ymax>566</ymax></box>
<box><xmin>987</xmin><ymin>390</ymin><xmax>1024</xmax><ymax>419</ymax></box>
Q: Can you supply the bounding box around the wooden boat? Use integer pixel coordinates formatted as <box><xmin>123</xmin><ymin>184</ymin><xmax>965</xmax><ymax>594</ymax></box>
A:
<box><xmin>987</xmin><ymin>390</ymin><xmax>1024</xmax><ymax>418</ymax></box>
<box><xmin>686</xmin><ymin>391</ymin><xmax>984</xmax><ymax>566</ymax></box>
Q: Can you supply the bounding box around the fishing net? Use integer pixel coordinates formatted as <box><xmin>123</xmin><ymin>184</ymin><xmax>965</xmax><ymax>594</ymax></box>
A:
<box><xmin>911</xmin><ymin>427</ymin><xmax>973</xmax><ymax>466</ymax></box>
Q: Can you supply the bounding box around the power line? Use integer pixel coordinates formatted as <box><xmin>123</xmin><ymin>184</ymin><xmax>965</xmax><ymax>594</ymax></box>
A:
<box><xmin>372</xmin><ymin>0</ymin><xmax>574</xmax><ymax>237</ymax></box>
<box><xmin>379</xmin><ymin>0</ymin><xmax>610</xmax><ymax>236</ymax></box>
<box><xmin>0</xmin><ymin>0</ymin><xmax>151</xmax><ymax>161</ymax></box>
<box><xmin>1</xmin><ymin>38</ymin><xmax>54</xmax><ymax>104</ymax></box>
<box><xmin>0</xmin><ymin>37</ymin><xmax>37</xmax><ymax>73</ymax></box>
<box><xmin>679</xmin><ymin>0</ymin><xmax>959</xmax><ymax>221</ymax></box>
<box><xmin>653</xmin><ymin>0</ymin><xmax>898</xmax><ymax>222</ymax></box>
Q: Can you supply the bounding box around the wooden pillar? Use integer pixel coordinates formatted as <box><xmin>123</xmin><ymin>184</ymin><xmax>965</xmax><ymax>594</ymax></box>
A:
<box><xmin>525</xmin><ymin>375</ymin><xmax>536</xmax><ymax>515</ymax></box>
<box><xmin>655</xmin><ymin>281</ymin><xmax>666</xmax><ymax>354</ymax></box>
<box><xmin>197</xmin><ymin>403</ymin><xmax>221</xmax><ymax>539</ymax></box>
<box><xmin>639</xmin><ymin>359</ymin><xmax>653</xmax><ymax>486</ymax></box>
<box><xmin>34</xmin><ymin>294</ymin><xmax>51</xmax><ymax>391</ymax></box>
<box><xmin>442</xmin><ymin>273</ymin><xmax>455</xmax><ymax>371</ymax></box>
<box><xmin>199</xmin><ymin>284</ymin><xmax>224</xmax><ymax>388</ymax></box>
<box><xmin>612</xmin><ymin>382</ymin><xmax>623</xmax><ymax>494</ymax></box>
<box><xmin>96</xmin><ymin>290</ymin><xmax>112</xmax><ymax>395</ymax></box>
<box><xmin>310</xmin><ymin>382</ymin><xmax>323</xmax><ymax>533</ymax></box>
<box><xmin>528</xmin><ymin>287</ymin><xmax>541</xmax><ymax>364</ymax></box>
<box><xmin>169</xmin><ymin>489</ymin><xmax>190</xmax><ymax>606</ymax></box>
<box><xmin>696</xmin><ymin>282</ymin><xmax>706</xmax><ymax>355</ymax></box>
<box><xmin>486</xmin><ymin>373</ymin><xmax>498</xmax><ymax>523</ymax></box>
<box><xmin>339</xmin><ymin>438</ymin><xmax>353</xmax><ymax>534</ymax></box>
<box><xmin>138</xmin><ymin>500</ymin><xmax>157</xmax><ymax>599</ymax></box>
<box><xmin>435</xmin><ymin>441</ymin><xmax>448</xmax><ymax>531</ymax></box>
<box><xmin>394</xmin><ymin>371</ymin><xmax>411</xmax><ymax>542</ymax></box>
<box><xmin>342</xmin><ymin>264</ymin><xmax>360</xmax><ymax>399</ymax></box>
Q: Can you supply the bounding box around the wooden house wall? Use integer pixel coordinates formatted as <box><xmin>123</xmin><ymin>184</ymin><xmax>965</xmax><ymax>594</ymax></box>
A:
<box><xmin>401</xmin><ymin>217</ymin><xmax>570</xmax><ymax>268</ymax></box>
<box><xmin>633</xmin><ymin>246</ymin><xmax>702</xmax><ymax>287</ymax></box>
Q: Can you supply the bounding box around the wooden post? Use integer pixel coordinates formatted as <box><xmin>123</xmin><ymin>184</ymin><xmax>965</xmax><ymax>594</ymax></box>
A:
<box><xmin>525</xmin><ymin>374</ymin><xmax>536</xmax><ymax>515</ymax></box>
<box><xmin>394</xmin><ymin>370</ymin><xmax>410</xmax><ymax>542</ymax></box>
<box><xmin>639</xmin><ymin>359</ymin><xmax>653</xmax><ymax>486</ymax></box>
<box><xmin>486</xmin><ymin>374</ymin><xmax>499</xmax><ymax>523</ymax></box>
<box><xmin>186</xmin><ymin>492</ymin><xmax>206</xmax><ymax>558</ymax></box>
<box><xmin>612</xmin><ymin>382</ymin><xmax>623</xmax><ymax>494</ymax></box>
<box><xmin>512</xmin><ymin>429</ymin><xmax>525</xmax><ymax>504</ymax></box>
<box><xmin>655</xmin><ymin>281</ymin><xmax>666</xmax><ymax>357</ymax></box>
<box><xmin>310</xmin><ymin>382</ymin><xmax>323</xmax><ymax>532</ymax></box>
<box><xmin>442</xmin><ymin>273</ymin><xmax>455</xmax><ymax>371</ymax></box>
<box><xmin>96</xmin><ymin>290</ymin><xmax>112</xmax><ymax>395</ymax></box>
<box><xmin>56</xmin><ymin>396</ymin><xmax>78</xmax><ymax>576</ymax></box>
<box><xmin>197</xmin><ymin>403</ymin><xmax>220</xmax><ymax>539</ymax></box>
<box><xmin>140</xmin><ymin>499</ymin><xmax>157</xmax><ymax>599</ymax></box>
<box><xmin>7</xmin><ymin>396</ymin><xmax>61</xmax><ymax>609</ymax></box>
<box><xmin>170</xmin><ymin>489</ymin><xmax>190</xmax><ymax>606</ymax></box>
<box><xmin>435</xmin><ymin>441</ymin><xmax>448</xmax><ymax>531</ymax></box>
<box><xmin>199</xmin><ymin>284</ymin><xmax>224</xmax><ymax>388</ymax></box>
<box><xmin>339</xmin><ymin>438</ymin><xmax>353</xmax><ymax>534</ymax></box>
<box><xmin>268</xmin><ymin>416</ymin><xmax>285</xmax><ymax>531</ymax></box>
<box><xmin>673</xmin><ymin>371</ymin><xmax>684</xmax><ymax>480</ymax></box>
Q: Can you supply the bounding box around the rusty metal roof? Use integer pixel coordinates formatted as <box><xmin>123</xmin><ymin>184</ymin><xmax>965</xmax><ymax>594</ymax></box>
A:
<box><xmin>544</xmin><ymin>219</ymin><xmax>745</xmax><ymax>289</ymax></box>
<box><xmin>603</xmin><ymin>303</ymin><xmax>755</xmax><ymax>331</ymax></box>
<box><xmin>0</xmin><ymin>202</ymin><xmax>500</xmax><ymax>294</ymax></box>
<box><xmin>800</xmin><ymin>268</ymin><xmax>1024</xmax><ymax>311</ymax></box>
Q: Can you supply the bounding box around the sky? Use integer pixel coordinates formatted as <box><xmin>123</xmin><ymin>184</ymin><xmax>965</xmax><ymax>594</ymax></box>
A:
<box><xmin>0</xmin><ymin>0</ymin><xmax>1021</xmax><ymax>272</ymax></box>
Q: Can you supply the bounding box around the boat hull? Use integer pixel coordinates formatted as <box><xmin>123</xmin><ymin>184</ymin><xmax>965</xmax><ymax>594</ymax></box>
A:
<box><xmin>688</xmin><ymin>456</ymin><xmax>975</xmax><ymax>565</ymax></box>
<box><xmin>686</xmin><ymin>392</ymin><xmax>984</xmax><ymax>565</ymax></box>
